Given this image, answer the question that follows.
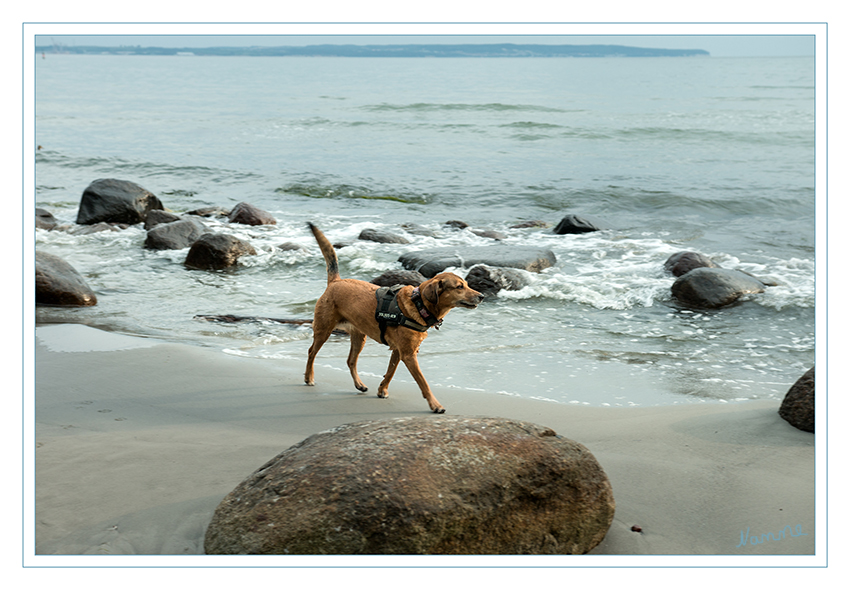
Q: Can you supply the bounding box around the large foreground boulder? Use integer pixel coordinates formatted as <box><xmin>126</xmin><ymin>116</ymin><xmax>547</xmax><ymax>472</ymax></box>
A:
<box><xmin>76</xmin><ymin>179</ymin><xmax>163</xmax><ymax>225</ymax></box>
<box><xmin>671</xmin><ymin>267</ymin><xmax>766</xmax><ymax>308</ymax></box>
<box><xmin>204</xmin><ymin>416</ymin><xmax>615</xmax><ymax>555</ymax></box>
<box><xmin>779</xmin><ymin>367</ymin><xmax>814</xmax><ymax>433</ymax></box>
<box><xmin>184</xmin><ymin>233</ymin><xmax>256</xmax><ymax>270</ymax></box>
<box><xmin>144</xmin><ymin>217</ymin><xmax>207</xmax><ymax>250</ymax></box>
<box><xmin>399</xmin><ymin>246</ymin><xmax>556</xmax><ymax>278</ymax></box>
<box><xmin>35</xmin><ymin>251</ymin><xmax>97</xmax><ymax>306</ymax></box>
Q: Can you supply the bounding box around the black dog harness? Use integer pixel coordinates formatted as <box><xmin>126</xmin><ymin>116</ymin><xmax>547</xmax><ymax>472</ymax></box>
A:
<box><xmin>375</xmin><ymin>285</ymin><xmax>442</xmax><ymax>345</ymax></box>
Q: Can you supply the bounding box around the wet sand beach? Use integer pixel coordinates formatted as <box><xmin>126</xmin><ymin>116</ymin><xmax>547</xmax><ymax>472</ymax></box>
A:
<box><xmin>32</xmin><ymin>323</ymin><xmax>815</xmax><ymax>564</ymax></box>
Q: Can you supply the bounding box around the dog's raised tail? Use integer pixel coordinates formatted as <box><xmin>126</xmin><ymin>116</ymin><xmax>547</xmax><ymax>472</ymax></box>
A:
<box><xmin>308</xmin><ymin>222</ymin><xmax>341</xmax><ymax>284</ymax></box>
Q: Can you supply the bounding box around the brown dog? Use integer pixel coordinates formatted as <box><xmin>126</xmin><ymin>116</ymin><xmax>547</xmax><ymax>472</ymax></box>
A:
<box><xmin>305</xmin><ymin>223</ymin><xmax>483</xmax><ymax>413</ymax></box>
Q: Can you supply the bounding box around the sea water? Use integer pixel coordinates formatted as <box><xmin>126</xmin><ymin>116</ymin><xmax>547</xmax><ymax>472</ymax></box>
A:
<box><xmin>33</xmin><ymin>54</ymin><xmax>815</xmax><ymax>406</ymax></box>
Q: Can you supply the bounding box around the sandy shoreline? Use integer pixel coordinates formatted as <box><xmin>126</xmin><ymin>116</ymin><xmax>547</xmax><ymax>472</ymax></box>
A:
<box><xmin>30</xmin><ymin>323</ymin><xmax>816</xmax><ymax>564</ymax></box>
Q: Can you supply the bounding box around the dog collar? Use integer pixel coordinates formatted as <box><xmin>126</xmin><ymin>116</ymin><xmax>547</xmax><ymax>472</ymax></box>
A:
<box><xmin>411</xmin><ymin>287</ymin><xmax>443</xmax><ymax>329</ymax></box>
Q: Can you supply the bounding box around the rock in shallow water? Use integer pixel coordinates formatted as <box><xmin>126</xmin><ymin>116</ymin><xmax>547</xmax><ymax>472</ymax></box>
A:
<box><xmin>76</xmin><ymin>178</ymin><xmax>163</xmax><ymax>225</ymax></box>
<box><xmin>144</xmin><ymin>217</ymin><xmax>207</xmax><ymax>250</ymax></box>
<box><xmin>371</xmin><ymin>269</ymin><xmax>427</xmax><ymax>287</ymax></box>
<box><xmin>779</xmin><ymin>367</ymin><xmax>814</xmax><ymax>433</ymax></box>
<box><xmin>35</xmin><ymin>251</ymin><xmax>97</xmax><ymax>306</ymax></box>
<box><xmin>464</xmin><ymin>264</ymin><xmax>529</xmax><ymax>296</ymax></box>
<box><xmin>36</xmin><ymin>208</ymin><xmax>58</xmax><ymax>230</ymax></box>
<box><xmin>553</xmin><ymin>214</ymin><xmax>605</xmax><ymax>234</ymax></box>
<box><xmin>184</xmin><ymin>233</ymin><xmax>256</xmax><ymax>270</ymax></box>
<box><xmin>227</xmin><ymin>202</ymin><xmax>277</xmax><ymax>226</ymax></box>
<box><xmin>671</xmin><ymin>267</ymin><xmax>766</xmax><ymax>308</ymax></box>
<box><xmin>204</xmin><ymin>416</ymin><xmax>615</xmax><ymax>555</ymax></box>
<box><xmin>399</xmin><ymin>246</ymin><xmax>556</xmax><ymax>278</ymax></box>
<box><xmin>664</xmin><ymin>251</ymin><xmax>720</xmax><ymax>277</ymax></box>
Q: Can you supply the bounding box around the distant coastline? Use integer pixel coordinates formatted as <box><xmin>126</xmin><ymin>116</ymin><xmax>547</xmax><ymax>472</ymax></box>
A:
<box><xmin>35</xmin><ymin>43</ymin><xmax>710</xmax><ymax>58</ymax></box>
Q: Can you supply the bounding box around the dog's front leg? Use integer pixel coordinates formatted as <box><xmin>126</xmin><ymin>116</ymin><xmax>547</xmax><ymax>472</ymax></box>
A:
<box><xmin>401</xmin><ymin>353</ymin><xmax>445</xmax><ymax>413</ymax></box>
<box><xmin>378</xmin><ymin>349</ymin><xmax>400</xmax><ymax>398</ymax></box>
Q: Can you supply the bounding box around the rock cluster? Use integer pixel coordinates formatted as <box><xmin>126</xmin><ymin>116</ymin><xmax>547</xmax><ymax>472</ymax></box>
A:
<box><xmin>204</xmin><ymin>416</ymin><xmax>615</xmax><ymax>555</ymax></box>
<box><xmin>35</xmin><ymin>185</ymin><xmax>787</xmax><ymax>313</ymax></box>
<box><xmin>664</xmin><ymin>251</ymin><xmax>775</xmax><ymax>309</ymax></box>
<box><xmin>36</xmin><ymin>179</ymin><xmax>279</xmax><ymax>284</ymax></box>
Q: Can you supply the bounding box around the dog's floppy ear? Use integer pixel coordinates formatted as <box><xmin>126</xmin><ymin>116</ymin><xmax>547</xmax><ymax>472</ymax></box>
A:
<box><xmin>422</xmin><ymin>278</ymin><xmax>442</xmax><ymax>305</ymax></box>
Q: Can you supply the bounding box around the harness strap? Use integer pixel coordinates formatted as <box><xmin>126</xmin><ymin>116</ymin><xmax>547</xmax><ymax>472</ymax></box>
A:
<box><xmin>375</xmin><ymin>285</ymin><xmax>431</xmax><ymax>345</ymax></box>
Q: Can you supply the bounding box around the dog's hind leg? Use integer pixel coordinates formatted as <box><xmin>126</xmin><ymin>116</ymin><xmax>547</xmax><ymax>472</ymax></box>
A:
<box><xmin>377</xmin><ymin>349</ymin><xmax>401</xmax><ymax>399</ymax></box>
<box><xmin>346</xmin><ymin>328</ymin><xmax>369</xmax><ymax>392</ymax></box>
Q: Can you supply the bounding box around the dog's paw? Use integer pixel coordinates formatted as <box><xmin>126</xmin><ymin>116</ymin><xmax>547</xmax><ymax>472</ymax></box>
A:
<box><xmin>377</xmin><ymin>391</ymin><xmax>388</xmax><ymax>399</ymax></box>
<box><xmin>433</xmin><ymin>407</ymin><xmax>446</xmax><ymax>414</ymax></box>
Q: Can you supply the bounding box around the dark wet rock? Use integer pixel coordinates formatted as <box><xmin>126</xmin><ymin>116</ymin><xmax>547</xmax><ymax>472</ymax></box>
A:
<box><xmin>35</xmin><ymin>251</ymin><xmax>97</xmax><ymax>306</ymax></box>
<box><xmin>444</xmin><ymin>220</ymin><xmax>469</xmax><ymax>229</ymax></box>
<box><xmin>144</xmin><ymin>209</ymin><xmax>181</xmax><ymax>230</ymax></box>
<box><xmin>228</xmin><ymin>202</ymin><xmax>277</xmax><ymax>226</ymax></box>
<box><xmin>664</xmin><ymin>251</ymin><xmax>720</xmax><ymax>277</ymax></box>
<box><xmin>204</xmin><ymin>416</ymin><xmax>615</xmax><ymax>555</ymax></box>
<box><xmin>358</xmin><ymin>228</ymin><xmax>410</xmax><ymax>244</ymax></box>
<box><xmin>465</xmin><ymin>264</ymin><xmax>530</xmax><ymax>296</ymax></box>
<box><xmin>445</xmin><ymin>220</ymin><xmax>506</xmax><ymax>240</ymax></box>
<box><xmin>187</xmin><ymin>206</ymin><xmax>231</xmax><ymax>218</ymax></box>
<box><xmin>76</xmin><ymin>178</ymin><xmax>163</xmax><ymax>225</ymax></box>
<box><xmin>184</xmin><ymin>233</ymin><xmax>257</xmax><ymax>270</ymax></box>
<box><xmin>195</xmin><ymin>314</ymin><xmax>314</xmax><ymax>327</ymax></box>
<box><xmin>400</xmin><ymin>223</ymin><xmax>439</xmax><ymax>237</ymax></box>
<box><xmin>511</xmin><ymin>220</ymin><xmax>550</xmax><ymax>229</ymax></box>
<box><xmin>195</xmin><ymin>314</ymin><xmax>345</xmax><ymax>336</ymax></box>
<box><xmin>371</xmin><ymin>269</ymin><xmax>427</xmax><ymax>287</ymax></box>
<box><xmin>65</xmin><ymin>222</ymin><xmax>124</xmax><ymax>235</ymax></box>
<box><xmin>553</xmin><ymin>214</ymin><xmax>604</xmax><ymax>235</ymax></box>
<box><xmin>36</xmin><ymin>208</ymin><xmax>58</xmax><ymax>230</ymax></box>
<box><xmin>671</xmin><ymin>267</ymin><xmax>766</xmax><ymax>308</ymax></box>
<box><xmin>779</xmin><ymin>367</ymin><xmax>814</xmax><ymax>433</ymax></box>
<box><xmin>277</xmin><ymin>242</ymin><xmax>308</xmax><ymax>252</ymax></box>
<box><xmin>470</xmin><ymin>229</ymin><xmax>507</xmax><ymax>240</ymax></box>
<box><xmin>144</xmin><ymin>217</ymin><xmax>207</xmax><ymax>250</ymax></box>
<box><xmin>399</xmin><ymin>245</ymin><xmax>556</xmax><ymax>278</ymax></box>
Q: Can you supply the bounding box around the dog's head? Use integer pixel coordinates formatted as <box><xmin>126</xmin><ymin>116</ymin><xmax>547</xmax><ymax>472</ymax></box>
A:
<box><xmin>420</xmin><ymin>272</ymin><xmax>484</xmax><ymax>311</ymax></box>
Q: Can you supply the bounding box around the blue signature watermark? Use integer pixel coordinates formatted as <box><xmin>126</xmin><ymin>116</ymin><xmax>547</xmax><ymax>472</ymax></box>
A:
<box><xmin>736</xmin><ymin>524</ymin><xmax>807</xmax><ymax>548</ymax></box>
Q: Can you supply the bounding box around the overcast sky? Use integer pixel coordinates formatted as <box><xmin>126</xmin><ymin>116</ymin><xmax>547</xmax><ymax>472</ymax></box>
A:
<box><xmin>37</xmin><ymin>35</ymin><xmax>815</xmax><ymax>58</ymax></box>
